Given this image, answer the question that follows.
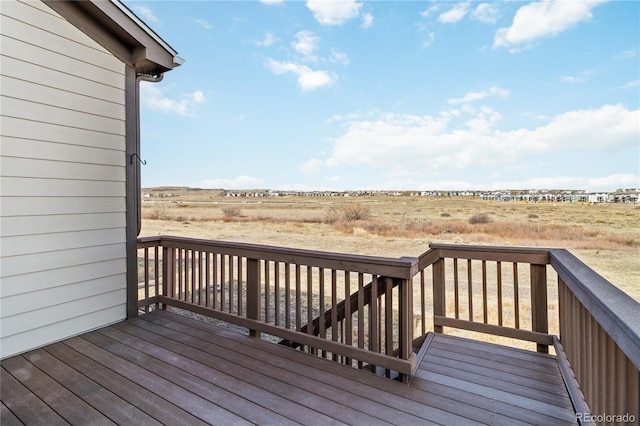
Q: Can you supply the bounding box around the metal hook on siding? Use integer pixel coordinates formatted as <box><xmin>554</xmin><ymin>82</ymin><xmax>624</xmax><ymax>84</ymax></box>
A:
<box><xmin>130</xmin><ymin>153</ymin><xmax>147</xmax><ymax>165</ymax></box>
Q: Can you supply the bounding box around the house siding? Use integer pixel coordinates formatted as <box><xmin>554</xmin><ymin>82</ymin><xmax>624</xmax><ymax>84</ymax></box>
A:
<box><xmin>0</xmin><ymin>0</ymin><xmax>128</xmax><ymax>358</ymax></box>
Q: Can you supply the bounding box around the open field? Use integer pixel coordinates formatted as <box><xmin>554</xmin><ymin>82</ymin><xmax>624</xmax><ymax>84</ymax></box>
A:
<box><xmin>141</xmin><ymin>192</ymin><xmax>639</xmax><ymax>302</ymax></box>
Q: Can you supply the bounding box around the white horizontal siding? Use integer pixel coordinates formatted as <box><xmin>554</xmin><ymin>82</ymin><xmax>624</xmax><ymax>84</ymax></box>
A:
<box><xmin>0</xmin><ymin>53</ymin><xmax>124</xmax><ymax>104</ymax></box>
<box><xmin>2</xmin><ymin>157</ymin><xmax>125</xmax><ymax>181</ymax></box>
<box><xmin>1</xmin><ymin>243</ymin><xmax>125</xmax><ymax>277</ymax></box>
<box><xmin>0</xmin><ymin>305</ymin><xmax>126</xmax><ymax>359</ymax></box>
<box><xmin>1</xmin><ymin>177</ymin><xmax>125</xmax><ymax>197</ymax></box>
<box><xmin>1</xmin><ymin>259</ymin><xmax>127</xmax><ymax>297</ymax></box>
<box><xmin>1</xmin><ymin>75</ymin><xmax>125</xmax><ymax>120</ymax></box>
<box><xmin>1</xmin><ymin>196</ymin><xmax>126</xmax><ymax>216</ymax></box>
<box><xmin>1</xmin><ymin>287</ymin><xmax>126</xmax><ymax>337</ymax></box>
<box><xmin>1</xmin><ymin>96</ymin><xmax>125</xmax><ymax>135</ymax></box>
<box><xmin>1</xmin><ymin>228</ymin><xmax>126</xmax><ymax>258</ymax></box>
<box><xmin>1</xmin><ymin>137</ymin><xmax>124</xmax><ymax>166</ymax></box>
<box><xmin>0</xmin><ymin>0</ymin><xmax>129</xmax><ymax>359</ymax></box>
<box><xmin>1</xmin><ymin>116</ymin><xmax>125</xmax><ymax>150</ymax></box>
<box><xmin>1</xmin><ymin>213</ymin><xmax>126</xmax><ymax>238</ymax></box>
<box><xmin>2</xmin><ymin>4</ymin><xmax>121</xmax><ymax>72</ymax></box>
<box><xmin>1</xmin><ymin>275</ymin><xmax>126</xmax><ymax>318</ymax></box>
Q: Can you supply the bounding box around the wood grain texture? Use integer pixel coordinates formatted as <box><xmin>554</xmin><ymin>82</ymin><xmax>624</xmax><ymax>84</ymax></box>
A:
<box><xmin>1</xmin><ymin>310</ymin><xmax>578</xmax><ymax>425</ymax></box>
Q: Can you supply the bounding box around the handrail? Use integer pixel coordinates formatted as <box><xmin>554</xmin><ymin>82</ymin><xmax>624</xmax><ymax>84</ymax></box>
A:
<box><xmin>550</xmin><ymin>249</ymin><xmax>640</xmax><ymax>369</ymax></box>
<box><xmin>137</xmin><ymin>235</ymin><xmax>419</xmax><ymax>382</ymax></box>
<box><xmin>137</xmin><ymin>236</ymin><xmax>640</xmax><ymax>405</ymax></box>
<box><xmin>139</xmin><ymin>235</ymin><xmax>416</xmax><ymax>279</ymax></box>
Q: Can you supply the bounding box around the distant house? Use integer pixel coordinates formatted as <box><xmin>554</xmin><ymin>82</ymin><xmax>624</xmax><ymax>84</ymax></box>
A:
<box><xmin>588</xmin><ymin>193</ymin><xmax>609</xmax><ymax>203</ymax></box>
<box><xmin>0</xmin><ymin>0</ymin><xmax>181</xmax><ymax>358</ymax></box>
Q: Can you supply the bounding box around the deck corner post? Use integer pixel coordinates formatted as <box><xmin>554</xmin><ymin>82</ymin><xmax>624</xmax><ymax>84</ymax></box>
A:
<box><xmin>247</xmin><ymin>257</ymin><xmax>261</xmax><ymax>338</ymax></box>
<box><xmin>530</xmin><ymin>263</ymin><xmax>549</xmax><ymax>353</ymax></box>
<box><xmin>399</xmin><ymin>277</ymin><xmax>413</xmax><ymax>362</ymax></box>
<box><xmin>163</xmin><ymin>246</ymin><xmax>175</xmax><ymax>311</ymax></box>
<box><xmin>432</xmin><ymin>257</ymin><xmax>445</xmax><ymax>334</ymax></box>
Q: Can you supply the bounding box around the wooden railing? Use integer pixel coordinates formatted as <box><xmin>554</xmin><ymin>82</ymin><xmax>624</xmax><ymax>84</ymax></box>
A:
<box><xmin>418</xmin><ymin>243</ymin><xmax>639</xmax><ymax>422</ymax></box>
<box><xmin>420</xmin><ymin>244</ymin><xmax>555</xmax><ymax>353</ymax></box>
<box><xmin>552</xmin><ymin>250</ymin><xmax>639</xmax><ymax>423</ymax></box>
<box><xmin>138</xmin><ymin>236</ymin><xmax>640</xmax><ymax>415</ymax></box>
<box><xmin>137</xmin><ymin>235</ymin><xmax>419</xmax><ymax>381</ymax></box>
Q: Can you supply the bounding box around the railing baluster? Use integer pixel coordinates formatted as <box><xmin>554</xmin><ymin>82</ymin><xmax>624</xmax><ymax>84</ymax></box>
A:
<box><xmin>384</xmin><ymin>277</ymin><xmax>393</xmax><ymax>377</ymax></box>
<box><xmin>467</xmin><ymin>259</ymin><xmax>473</xmax><ymax>321</ymax></box>
<box><xmin>369</xmin><ymin>275</ymin><xmax>379</xmax><ymax>358</ymax></box>
<box><xmin>344</xmin><ymin>271</ymin><xmax>352</xmax><ymax>365</ymax></box>
<box><xmin>307</xmin><ymin>266</ymin><xmax>314</xmax><ymax>354</ymax></box>
<box><xmin>513</xmin><ymin>262</ymin><xmax>519</xmax><ymax>329</ymax></box>
<box><xmin>228</xmin><ymin>255</ymin><xmax>234</xmax><ymax>314</ymax></box>
<box><xmin>237</xmin><ymin>257</ymin><xmax>243</xmax><ymax>316</ymax></box>
<box><xmin>177</xmin><ymin>249</ymin><xmax>183</xmax><ymax>301</ymax></box>
<box><xmin>143</xmin><ymin>247</ymin><xmax>149</xmax><ymax>313</ymax></box>
<box><xmin>331</xmin><ymin>269</ymin><xmax>338</xmax><ymax>362</ymax></box>
<box><xmin>319</xmin><ymin>268</ymin><xmax>326</xmax><ymax>357</ymax></box>
<box><xmin>357</xmin><ymin>273</ymin><xmax>365</xmax><ymax>353</ymax></box>
<box><xmin>295</xmin><ymin>264</ymin><xmax>301</xmax><ymax>333</ymax></box>
<box><xmin>497</xmin><ymin>261</ymin><xmax>502</xmax><ymax>326</ymax></box>
<box><xmin>285</xmin><ymin>263</ymin><xmax>291</xmax><ymax>329</ymax></box>
<box><xmin>274</xmin><ymin>262</ymin><xmax>280</xmax><ymax>327</ymax></box>
<box><xmin>191</xmin><ymin>250</ymin><xmax>196</xmax><ymax>304</ymax></box>
<box><xmin>453</xmin><ymin>258</ymin><xmax>459</xmax><ymax>320</ymax></box>
<box><xmin>420</xmin><ymin>270</ymin><xmax>427</xmax><ymax>333</ymax></box>
<box><xmin>482</xmin><ymin>260</ymin><xmax>487</xmax><ymax>323</ymax></box>
<box><xmin>220</xmin><ymin>254</ymin><xmax>226</xmax><ymax>311</ymax></box>
<box><xmin>264</xmin><ymin>261</ymin><xmax>270</xmax><ymax>323</ymax></box>
<box><xmin>205</xmin><ymin>252</ymin><xmax>210</xmax><ymax>308</ymax></box>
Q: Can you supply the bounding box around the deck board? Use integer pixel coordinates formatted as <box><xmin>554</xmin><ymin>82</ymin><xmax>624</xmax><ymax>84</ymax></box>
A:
<box><xmin>1</xmin><ymin>310</ymin><xmax>578</xmax><ymax>425</ymax></box>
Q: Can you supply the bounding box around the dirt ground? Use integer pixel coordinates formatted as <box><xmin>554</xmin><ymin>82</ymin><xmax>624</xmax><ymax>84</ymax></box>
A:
<box><xmin>141</xmin><ymin>194</ymin><xmax>639</xmax><ymax>302</ymax></box>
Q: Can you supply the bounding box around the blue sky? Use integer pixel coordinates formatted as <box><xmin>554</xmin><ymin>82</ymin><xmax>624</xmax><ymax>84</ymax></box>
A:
<box><xmin>128</xmin><ymin>0</ymin><xmax>639</xmax><ymax>191</ymax></box>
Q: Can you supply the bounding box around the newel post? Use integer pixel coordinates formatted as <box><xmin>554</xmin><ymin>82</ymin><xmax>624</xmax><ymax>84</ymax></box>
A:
<box><xmin>432</xmin><ymin>257</ymin><xmax>445</xmax><ymax>334</ymax></box>
<box><xmin>530</xmin><ymin>264</ymin><xmax>549</xmax><ymax>353</ymax></box>
<box><xmin>399</xmin><ymin>277</ymin><xmax>413</xmax><ymax>361</ymax></box>
<box><xmin>247</xmin><ymin>258</ymin><xmax>261</xmax><ymax>338</ymax></box>
<box><xmin>162</xmin><ymin>245</ymin><xmax>175</xmax><ymax>310</ymax></box>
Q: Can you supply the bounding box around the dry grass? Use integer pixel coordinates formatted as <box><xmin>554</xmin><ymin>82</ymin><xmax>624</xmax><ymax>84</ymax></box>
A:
<box><xmin>141</xmin><ymin>194</ymin><xmax>640</xmax><ymax>302</ymax></box>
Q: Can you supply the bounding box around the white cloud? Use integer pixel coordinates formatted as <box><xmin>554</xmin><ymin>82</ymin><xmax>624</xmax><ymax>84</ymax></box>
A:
<box><xmin>447</xmin><ymin>87</ymin><xmax>509</xmax><ymax>105</ymax></box>
<box><xmin>471</xmin><ymin>3</ymin><xmax>499</xmax><ymax>24</ymax></box>
<box><xmin>324</xmin><ymin>105</ymin><xmax>639</xmax><ymax>176</ymax></box>
<box><xmin>133</xmin><ymin>5</ymin><xmax>159</xmax><ymax>23</ymax></box>
<box><xmin>616</xmin><ymin>49</ymin><xmax>637</xmax><ymax>59</ymax></box>
<box><xmin>255</xmin><ymin>31</ymin><xmax>278</xmax><ymax>47</ymax></box>
<box><xmin>140</xmin><ymin>83</ymin><xmax>206</xmax><ymax>115</ymax></box>
<box><xmin>299</xmin><ymin>158</ymin><xmax>323</xmax><ymax>173</ymax></box>
<box><xmin>422</xmin><ymin>32</ymin><xmax>435</xmax><ymax>48</ymax></box>
<box><xmin>483</xmin><ymin>174</ymin><xmax>640</xmax><ymax>192</ymax></box>
<box><xmin>195</xmin><ymin>175</ymin><xmax>266</xmax><ymax>189</ymax></box>
<box><xmin>560</xmin><ymin>70</ymin><xmax>595</xmax><ymax>84</ymax></box>
<box><xmin>330</xmin><ymin>48</ymin><xmax>350</xmax><ymax>65</ymax></box>
<box><xmin>192</xmin><ymin>18</ymin><xmax>212</xmax><ymax>29</ymax></box>
<box><xmin>438</xmin><ymin>2</ymin><xmax>471</xmax><ymax>24</ymax></box>
<box><xmin>420</xmin><ymin>5</ymin><xmax>439</xmax><ymax>18</ymax></box>
<box><xmin>306</xmin><ymin>0</ymin><xmax>362</xmax><ymax>26</ymax></box>
<box><xmin>494</xmin><ymin>0</ymin><xmax>606</xmax><ymax>50</ymax></box>
<box><xmin>265</xmin><ymin>59</ymin><xmax>335</xmax><ymax>91</ymax></box>
<box><xmin>291</xmin><ymin>31</ymin><xmax>320</xmax><ymax>61</ymax></box>
<box><xmin>259</xmin><ymin>0</ymin><xmax>284</xmax><ymax>5</ymax></box>
<box><xmin>361</xmin><ymin>12</ymin><xmax>374</xmax><ymax>29</ymax></box>
<box><xmin>624</xmin><ymin>80</ymin><xmax>640</xmax><ymax>88</ymax></box>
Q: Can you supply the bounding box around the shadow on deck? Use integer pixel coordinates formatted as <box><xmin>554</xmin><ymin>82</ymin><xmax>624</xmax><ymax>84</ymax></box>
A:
<box><xmin>2</xmin><ymin>309</ymin><xmax>577</xmax><ymax>425</ymax></box>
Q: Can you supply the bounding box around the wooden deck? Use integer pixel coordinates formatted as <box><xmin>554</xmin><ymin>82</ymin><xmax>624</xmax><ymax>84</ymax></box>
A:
<box><xmin>1</xmin><ymin>310</ymin><xmax>577</xmax><ymax>425</ymax></box>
